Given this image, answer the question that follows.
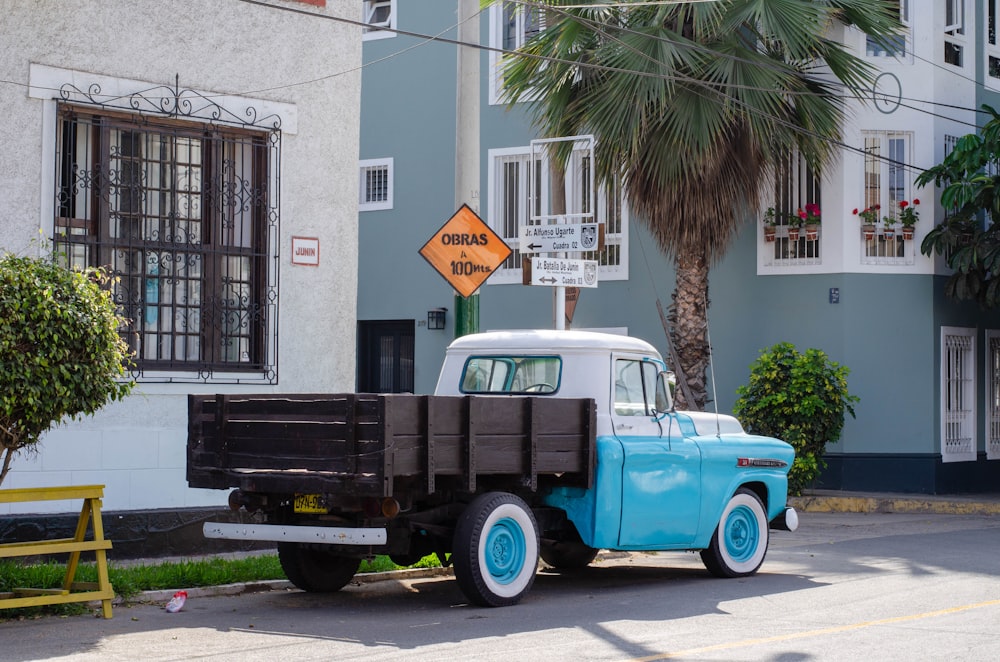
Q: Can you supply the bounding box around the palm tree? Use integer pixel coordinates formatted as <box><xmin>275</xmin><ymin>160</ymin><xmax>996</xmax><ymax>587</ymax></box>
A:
<box><xmin>499</xmin><ymin>0</ymin><xmax>900</xmax><ymax>409</ymax></box>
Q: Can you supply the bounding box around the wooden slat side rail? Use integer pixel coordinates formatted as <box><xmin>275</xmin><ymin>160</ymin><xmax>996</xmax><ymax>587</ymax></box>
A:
<box><xmin>187</xmin><ymin>393</ymin><xmax>597</xmax><ymax>494</ymax></box>
<box><xmin>0</xmin><ymin>485</ymin><xmax>114</xmax><ymax>618</ymax></box>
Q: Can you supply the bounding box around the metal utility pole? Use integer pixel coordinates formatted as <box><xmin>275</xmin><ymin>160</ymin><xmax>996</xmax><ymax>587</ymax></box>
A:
<box><xmin>454</xmin><ymin>0</ymin><xmax>480</xmax><ymax>337</ymax></box>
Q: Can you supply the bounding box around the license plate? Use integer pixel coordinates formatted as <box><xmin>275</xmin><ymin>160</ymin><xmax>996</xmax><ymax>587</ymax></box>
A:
<box><xmin>293</xmin><ymin>493</ymin><xmax>326</xmax><ymax>513</ymax></box>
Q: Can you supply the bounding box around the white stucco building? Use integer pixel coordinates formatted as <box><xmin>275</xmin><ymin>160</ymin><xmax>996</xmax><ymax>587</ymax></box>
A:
<box><xmin>1</xmin><ymin>0</ymin><xmax>361</xmax><ymax>515</ymax></box>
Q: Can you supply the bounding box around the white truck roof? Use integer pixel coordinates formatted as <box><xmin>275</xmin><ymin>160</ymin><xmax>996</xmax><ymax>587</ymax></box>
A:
<box><xmin>445</xmin><ymin>329</ymin><xmax>662</xmax><ymax>357</ymax></box>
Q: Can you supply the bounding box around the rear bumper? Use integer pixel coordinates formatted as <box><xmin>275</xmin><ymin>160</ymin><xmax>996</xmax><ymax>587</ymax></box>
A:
<box><xmin>203</xmin><ymin>522</ymin><xmax>388</xmax><ymax>546</ymax></box>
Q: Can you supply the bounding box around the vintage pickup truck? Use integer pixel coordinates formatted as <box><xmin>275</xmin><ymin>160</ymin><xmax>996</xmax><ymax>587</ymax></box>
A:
<box><xmin>188</xmin><ymin>329</ymin><xmax>797</xmax><ymax>607</ymax></box>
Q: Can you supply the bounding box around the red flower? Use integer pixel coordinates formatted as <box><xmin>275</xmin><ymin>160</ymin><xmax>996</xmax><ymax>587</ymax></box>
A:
<box><xmin>913</xmin><ymin>198</ymin><xmax>920</xmax><ymax>205</ymax></box>
<box><xmin>900</xmin><ymin>200</ymin><xmax>909</xmax><ymax>209</ymax></box>
<box><xmin>853</xmin><ymin>208</ymin><xmax>859</xmax><ymax>215</ymax></box>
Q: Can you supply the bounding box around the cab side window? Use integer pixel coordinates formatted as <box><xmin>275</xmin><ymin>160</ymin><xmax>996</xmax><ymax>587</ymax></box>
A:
<box><xmin>614</xmin><ymin>359</ymin><xmax>657</xmax><ymax>416</ymax></box>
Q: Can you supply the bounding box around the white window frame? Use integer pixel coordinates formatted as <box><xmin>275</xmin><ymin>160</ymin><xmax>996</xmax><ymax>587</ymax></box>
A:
<box><xmin>866</xmin><ymin>0</ymin><xmax>910</xmax><ymax>59</ymax></box>
<box><xmin>986</xmin><ymin>330</ymin><xmax>1000</xmax><ymax>460</ymax></box>
<box><xmin>762</xmin><ymin>150</ymin><xmax>822</xmax><ymax>267</ymax></box>
<box><xmin>487</xmin><ymin>145</ymin><xmax>628</xmax><ymax>284</ymax></box>
<box><xmin>488</xmin><ymin>2</ymin><xmax>546</xmax><ymax>105</ymax></box>
<box><xmin>359</xmin><ymin>158</ymin><xmax>393</xmax><ymax>211</ymax></box>
<box><xmin>986</xmin><ymin>0</ymin><xmax>1000</xmax><ymax>88</ymax></box>
<box><xmin>30</xmin><ymin>63</ymin><xmax>292</xmax><ymax>386</ymax></box>
<box><xmin>944</xmin><ymin>0</ymin><xmax>968</xmax><ymax>68</ymax></box>
<box><xmin>860</xmin><ymin>130</ymin><xmax>916</xmax><ymax>265</ymax></box>
<box><xmin>942</xmin><ymin>326</ymin><xmax>978</xmax><ymax>463</ymax></box>
<box><xmin>362</xmin><ymin>0</ymin><xmax>396</xmax><ymax>41</ymax></box>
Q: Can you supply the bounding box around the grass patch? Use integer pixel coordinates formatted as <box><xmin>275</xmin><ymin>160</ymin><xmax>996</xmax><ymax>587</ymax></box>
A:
<box><xmin>0</xmin><ymin>553</ymin><xmax>442</xmax><ymax>620</ymax></box>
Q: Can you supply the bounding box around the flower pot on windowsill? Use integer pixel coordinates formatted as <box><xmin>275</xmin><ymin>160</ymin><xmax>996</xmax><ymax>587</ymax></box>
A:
<box><xmin>764</xmin><ymin>226</ymin><xmax>776</xmax><ymax>242</ymax></box>
<box><xmin>902</xmin><ymin>225</ymin><xmax>915</xmax><ymax>240</ymax></box>
<box><xmin>861</xmin><ymin>224</ymin><xmax>876</xmax><ymax>241</ymax></box>
<box><xmin>787</xmin><ymin>226</ymin><xmax>801</xmax><ymax>241</ymax></box>
<box><xmin>805</xmin><ymin>223</ymin><xmax>820</xmax><ymax>241</ymax></box>
<box><xmin>883</xmin><ymin>227</ymin><xmax>896</xmax><ymax>240</ymax></box>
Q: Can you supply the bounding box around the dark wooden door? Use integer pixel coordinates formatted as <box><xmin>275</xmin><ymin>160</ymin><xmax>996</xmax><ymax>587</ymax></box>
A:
<box><xmin>357</xmin><ymin>320</ymin><xmax>415</xmax><ymax>393</ymax></box>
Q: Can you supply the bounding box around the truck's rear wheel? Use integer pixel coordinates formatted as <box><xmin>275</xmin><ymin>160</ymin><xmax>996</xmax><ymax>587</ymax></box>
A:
<box><xmin>700</xmin><ymin>488</ymin><xmax>769</xmax><ymax>578</ymax></box>
<box><xmin>277</xmin><ymin>542</ymin><xmax>360</xmax><ymax>592</ymax></box>
<box><xmin>453</xmin><ymin>492</ymin><xmax>539</xmax><ymax>607</ymax></box>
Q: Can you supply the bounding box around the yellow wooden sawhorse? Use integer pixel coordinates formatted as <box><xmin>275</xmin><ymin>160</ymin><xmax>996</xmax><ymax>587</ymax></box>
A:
<box><xmin>0</xmin><ymin>485</ymin><xmax>114</xmax><ymax>618</ymax></box>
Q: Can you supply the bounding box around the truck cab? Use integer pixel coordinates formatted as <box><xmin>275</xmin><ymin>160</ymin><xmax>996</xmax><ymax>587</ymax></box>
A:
<box><xmin>437</xmin><ymin>329</ymin><xmax>796</xmax><ymax>560</ymax></box>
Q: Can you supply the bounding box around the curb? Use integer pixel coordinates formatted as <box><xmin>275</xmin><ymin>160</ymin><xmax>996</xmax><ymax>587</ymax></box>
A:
<box><xmin>134</xmin><ymin>565</ymin><xmax>455</xmax><ymax>606</ymax></box>
<box><xmin>790</xmin><ymin>492</ymin><xmax>1000</xmax><ymax>516</ymax></box>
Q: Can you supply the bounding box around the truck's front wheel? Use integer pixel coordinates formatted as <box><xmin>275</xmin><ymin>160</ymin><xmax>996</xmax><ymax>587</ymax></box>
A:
<box><xmin>700</xmin><ymin>488</ymin><xmax>769</xmax><ymax>578</ymax></box>
<box><xmin>453</xmin><ymin>492</ymin><xmax>539</xmax><ymax>607</ymax></box>
<box><xmin>277</xmin><ymin>542</ymin><xmax>360</xmax><ymax>592</ymax></box>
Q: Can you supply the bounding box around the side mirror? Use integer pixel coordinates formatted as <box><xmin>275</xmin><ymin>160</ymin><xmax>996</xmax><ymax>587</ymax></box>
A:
<box><xmin>655</xmin><ymin>371</ymin><xmax>675</xmax><ymax>413</ymax></box>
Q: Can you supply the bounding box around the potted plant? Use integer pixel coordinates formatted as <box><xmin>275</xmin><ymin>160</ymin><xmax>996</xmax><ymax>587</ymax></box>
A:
<box><xmin>899</xmin><ymin>198</ymin><xmax>919</xmax><ymax>240</ymax></box>
<box><xmin>854</xmin><ymin>205</ymin><xmax>880</xmax><ymax>240</ymax></box>
<box><xmin>799</xmin><ymin>203</ymin><xmax>821</xmax><ymax>240</ymax></box>
<box><xmin>882</xmin><ymin>211</ymin><xmax>897</xmax><ymax>240</ymax></box>
<box><xmin>786</xmin><ymin>210</ymin><xmax>803</xmax><ymax>241</ymax></box>
<box><xmin>762</xmin><ymin>207</ymin><xmax>777</xmax><ymax>242</ymax></box>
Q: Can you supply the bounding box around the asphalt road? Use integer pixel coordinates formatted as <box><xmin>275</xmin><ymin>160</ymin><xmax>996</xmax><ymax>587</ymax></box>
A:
<box><xmin>2</xmin><ymin>511</ymin><xmax>999</xmax><ymax>661</ymax></box>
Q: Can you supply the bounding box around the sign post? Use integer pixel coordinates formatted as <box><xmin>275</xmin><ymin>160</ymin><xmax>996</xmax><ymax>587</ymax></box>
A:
<box><xmin>527</xmin><ymin>135</ymin><xmax>598</xmax><ymax>330</ymax></box>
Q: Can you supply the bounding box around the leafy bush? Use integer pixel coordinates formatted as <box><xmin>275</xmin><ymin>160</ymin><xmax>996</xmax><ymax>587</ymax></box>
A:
<box><xmin>733</xmin><ymin>343</ymin><xmax>858</xmax><ymax>495</ymax></box>
<box><xmin>0</xmin><ymin>254</ymin><xmax>134</xmax><ymax>486</ymax></box>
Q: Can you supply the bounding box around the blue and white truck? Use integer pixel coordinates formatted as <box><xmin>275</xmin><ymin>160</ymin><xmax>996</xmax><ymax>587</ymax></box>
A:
<box><xmin>188</xmin><ymin>330</ymin><xmax>797</xmax><ymax>607</ymax></box>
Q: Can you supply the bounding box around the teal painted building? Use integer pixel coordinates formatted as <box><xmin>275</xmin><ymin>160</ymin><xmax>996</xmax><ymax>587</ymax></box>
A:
<box><xmin>357</xmin><ymin>1</ymin><xmax>1000</xmax><ymax>493</ymax></box>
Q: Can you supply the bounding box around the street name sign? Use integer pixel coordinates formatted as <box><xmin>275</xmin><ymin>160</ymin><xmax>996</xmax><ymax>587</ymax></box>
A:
<box><xmin>529</xmin><ymin>257</ymin><xmax>599</xmax><ymax>288</ymax></box>
<box><xmin>419</xmin><ymin>204</ymin><xmax>512</xmax><ymax>298</ymax></box>
<box><xmin>520</xmin><ymin>222</ymin><xmax>600</xmax><ymax>254</ymax></box>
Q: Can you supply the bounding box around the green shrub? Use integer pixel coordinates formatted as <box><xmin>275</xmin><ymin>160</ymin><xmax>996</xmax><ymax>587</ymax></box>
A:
<box><xmin>0</xmin><ymin>254</ymin><xmax>134</xmax><ymax>486</ymax></box>
<box><xmin>733</xmin><ymin>342</ymin><xmax>858</xmax><ymax>495</ymax></box>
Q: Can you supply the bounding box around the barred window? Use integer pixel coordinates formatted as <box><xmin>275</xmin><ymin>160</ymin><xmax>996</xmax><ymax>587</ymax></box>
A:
<box><xmin>861</xmin><ymin>131</ymin><xmax>915</xmax><ymax>265</ymax></box>
<box><xmin>359</xmin><ymin>158</ymin><xmax>393</xmax><ymax>211</ymax></box>
<box><xmin>487</xmin><ymin>146</ymin><xmax>628</xmax><ymax>284</ymax></box>
<box><xmin>54</xmin><ymin>106</ymin><xmax>276</xmax><ymax>379</ymax></box>
<box><xmin>987</xmin><ymin>329</ymin><xmax>1000</xmax><ymax>460</ymax></box>
<box><xmin>763</xmin><ymin>150</ymin><xmax>821</xmax><ymax>267</ymax></box>
<box><xmin>941</xmin><ymin>327</ymin><xmax>977</xmax><ymax>463</ymax></box>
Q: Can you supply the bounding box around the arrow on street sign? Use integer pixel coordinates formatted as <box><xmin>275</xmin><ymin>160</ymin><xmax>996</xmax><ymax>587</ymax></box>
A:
<box><xmin>528</xmin><ymin>257</ymin><xmax>599</xmax><ymax>288</ymax></box>
<box><xmin>519</xmin><ymin>223</ymin><xmax>601</xmax><ymax>254</ymax></box>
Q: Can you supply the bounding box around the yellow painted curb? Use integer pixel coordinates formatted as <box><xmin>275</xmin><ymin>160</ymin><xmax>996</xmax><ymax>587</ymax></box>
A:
<box><xmin>790</xmin><ymin>494</ymin><xmax>1000</xmax><ymax>515</ymax></box>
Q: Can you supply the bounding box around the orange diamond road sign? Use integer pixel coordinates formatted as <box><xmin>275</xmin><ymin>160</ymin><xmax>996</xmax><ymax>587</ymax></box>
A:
<box><xmin>419</xmin><ymin>204</ymin><xmax>512</xmax><ymax>298</ymax></box>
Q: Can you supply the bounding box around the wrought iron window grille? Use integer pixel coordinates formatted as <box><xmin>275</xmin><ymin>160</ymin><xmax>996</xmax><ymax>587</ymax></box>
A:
<box><xmin>52</xmin><ymin>79</ymin><xmax>280</xmax><ymax>385</ymax></box>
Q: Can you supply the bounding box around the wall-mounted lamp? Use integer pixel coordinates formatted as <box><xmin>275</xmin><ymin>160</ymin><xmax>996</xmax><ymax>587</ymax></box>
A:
<box><xmin>427</xmin><ymin>308</ymin><xmax>447</xmax><ymax>330</ymax></box>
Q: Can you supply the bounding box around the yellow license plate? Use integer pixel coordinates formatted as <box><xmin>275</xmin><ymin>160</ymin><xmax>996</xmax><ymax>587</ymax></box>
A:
<box><xmin>293</xmin><ymin>493</ymin><xmax>326</xmax><ymax>513</ymax></box>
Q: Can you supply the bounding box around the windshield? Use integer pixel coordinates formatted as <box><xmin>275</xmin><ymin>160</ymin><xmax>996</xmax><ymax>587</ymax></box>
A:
<box><xmin>460</xmin><ymin>356</ymin><xmax>561</xmax><ymax>394</ymax></box>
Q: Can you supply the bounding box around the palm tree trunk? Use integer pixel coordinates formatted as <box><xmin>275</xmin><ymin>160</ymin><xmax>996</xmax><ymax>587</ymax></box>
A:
<box><xmin>670</xmin><ymin>244</ymin><xmax>710</xmax><ymax>410</ymax></box>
